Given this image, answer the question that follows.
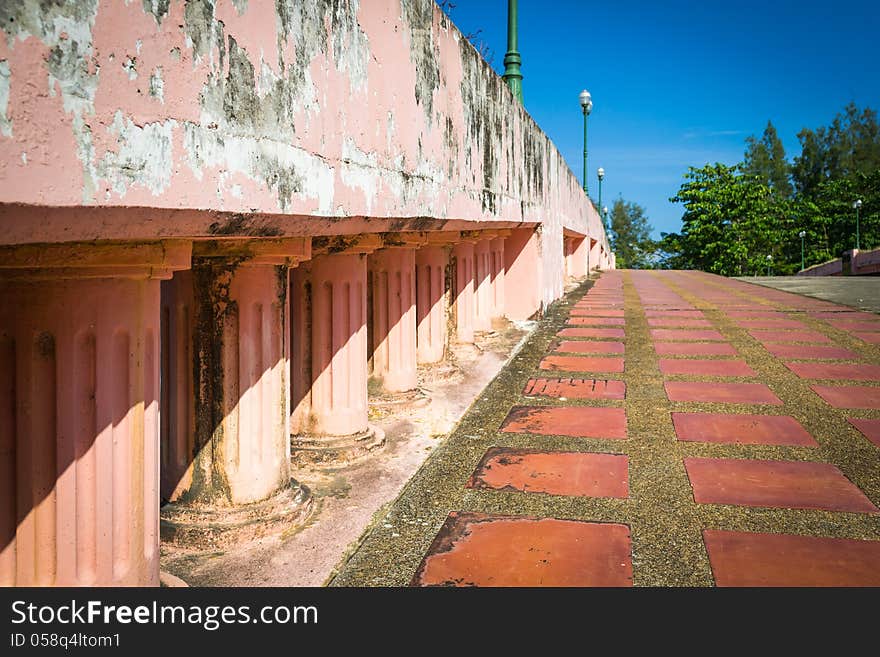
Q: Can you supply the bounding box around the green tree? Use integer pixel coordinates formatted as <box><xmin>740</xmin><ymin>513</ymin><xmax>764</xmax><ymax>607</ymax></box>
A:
<box><xmin>608</xmin><ymin>198</ymin><xmax>657</xmax><ymax>269</ymax></box>
<box><xmin>743</xmin><ymin>121</ymin><xmax>792</xmax><ymax>198</ymax></box>
<box><xmin>668</xmin><ymin>163</ymin><xmax>797</xmax><ymax>276</ymax></box>
<box><xmin>792</xmin><ymin>102</ymin><xmax>880</xmax><ymax>197</ymax></box>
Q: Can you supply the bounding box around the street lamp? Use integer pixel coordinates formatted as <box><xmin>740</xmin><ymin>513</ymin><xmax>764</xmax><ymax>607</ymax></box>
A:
<box><xmin>602</xmin><ymin>205</ymin><xmax>609</xmax><ymax>231</ymax></box>
<box><xmin>597</xmin><ymin>167</ymin><xmax>605</xmax><ymax>213</ymax></box>
<box><xmin>765</xmin><ymin>254</ymin><xmax>773</xmax><ymax>276</ymax></box>
<box><xmin>579</xmin><ymin>89</ymin><xmax>592</xmax><ymax>193</ymax></box>
<box><xmin>853</xmin><ymin>199</ymin><xmax>863</xmax><ymax>250</ymax></box>
<box><xmin>799</xmin><ymin>231</ymin><xmax>806</xmax><ymax>271</ymax></box>
<box><xmin>502</xmin><ymin>0</ymin><xmax>523</xmax><ymax>103</ymax></box>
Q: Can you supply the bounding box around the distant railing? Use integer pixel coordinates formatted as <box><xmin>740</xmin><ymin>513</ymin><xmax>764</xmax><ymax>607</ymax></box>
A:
<box><xmin>798</xmin><ymin>247</ymin><xmax>880</xmax><ymax>276</ymax></box>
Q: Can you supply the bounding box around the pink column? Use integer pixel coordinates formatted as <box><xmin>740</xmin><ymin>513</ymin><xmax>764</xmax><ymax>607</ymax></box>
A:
<box><xmin>504</xmin><ymin>227</ymin><xmax>542</xmax><ymax>320</ymax></box>
<box><xmin>489</xmin><ymin>236</ymin><xmax>507</xmax><ymax>319</ymax></box>
<box><xmin>589</xmin><ymin>239</ymin><xmax>601</xmax><ymax>273</ymax></box>
<box><xmin>368</xmin><ymin>247</ymin><xmax>417</xmax><ymax>393</ymax></box>
<box><xmin>567</xmin><ymin>233</ymin><xmax>587</xmax><ymax>278</ymax></box>
<box><xmin>415</xmin><ymin>244</ymin><xmax>449</xmax><ymax>364</ymax></box>
<box><xmin>452</xmin><ymin>241</ymin><xmax>476</xmax><ymax>343</ymax></box>
<box><xmin>0</xmin><ymin>241</ymin><xmax>190</xmax><ymax>587</ymax></box>
<box><xmin>160</xmin><ymin>270</ymin><xmax>194</xmax><ymax>503</ymax></box>
<box><xmin>473</xmin><ymin>238</ymin><xmax>494</xmax><ymax>332</ymax></box>
<box><xmin>291</xmin><ymin>235</ymin><xmax>382</xmax><ymax>443</ymax></box>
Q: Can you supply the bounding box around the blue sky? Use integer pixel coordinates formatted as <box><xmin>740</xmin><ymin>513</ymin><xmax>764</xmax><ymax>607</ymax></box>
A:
<box><xmin>441</xmin><ymin>0</ymin><xmax>880</xmax><ymax>237</ymax></box>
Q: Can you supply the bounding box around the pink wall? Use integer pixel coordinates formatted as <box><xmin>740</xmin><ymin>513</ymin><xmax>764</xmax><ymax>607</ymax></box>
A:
<box><xmin>0</xmin><ymin>0</ymin><xmax>611</xmax><ymax>303</ymax></box>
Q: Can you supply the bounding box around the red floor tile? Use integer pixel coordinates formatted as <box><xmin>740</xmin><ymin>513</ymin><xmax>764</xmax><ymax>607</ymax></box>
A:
<box><xmin>569</xmin><ymin>309</ymin><xmax>625</xmax><ymax>318</ymax></box>
<box><xmin>501</xmin><ymin>405</ymin><xmax>627</xmax><ymax>439</ymax></box>
<box><xmin>672</xmin><ymin>412</ymin><xmax>817</xmax><ymax>446</ymax></box>
<box><xmin>568</xmin><ymin>313</ymin><xmax>626</xmax><ymax>326</ymax></box>
<box><xmin>659</xmin><ymin>359</ymin><xmax>756</xmax><ymax>377</ymax></box>
<box><xmin>566</xmin><ymin>316</ymin><xmax>626</xmax><ymax>326</ymax></box>
<box><xmin>654</xmin><ymin>342</ymin><xmax>737</xmax><ymax>356</ymax></box>
<box><xmin>763</xmin><ymin>344</ymin><xmax>861</xmax><ymax>360</ymax></box>
<box><xmin>749</xmin><ymin>329</ymin><xmax>831</xmax><ymax>343</ymax></box>
<box><xmin>523</xmin><ymin>378</ymin><xmax>626</xmax><ymax>400</ymax></box>
<box><xmin>558</xmin><ymin>327</ymin><xmax>625</xmax><ymax>339</ymax></box>
<box><xmin>811</xmin><ymin>385</ymin><xmax>880</xmax><ymax>409</ymax></box>
<box><xmin>467</xmin><ymin>448</ymin><xmax>629</xmax><ymax>498</ymax></box>
<box><xmin>684</xmin><ymin>458</ymin><xmax>877</xmax><ymax>512</ymax></box>
<box><xmin>826</xmin><ymin>320</ymin><xmax>880</xmax><ymax>332</ymax></box>
<box><xmin>785</xmin><ymin>362</ymin><xmax>880</xmax><ymax>381</ymax></box>
<box><xmin>854</xmin><ymin>332</ymin><xmax>880</xmax><ymax>344</ymax></box>
<box><xmin>644</xmin><ymin>310</ymin><xmax>705</xmax><ymax>319</ymax></box>
<box><xmin>704</xmin><ymin>530</ymin><xmax>880</xmax><ymax>587</ymax></box>
<box><xmin>736</xmin><ymin>319</ymin><xmax>806</xmax><ymax>329</ymax></box>
<box><xmin>555</xmin><ymin>340</ymin><xmax>624</xmax><ymax>354</ymax></box>
<box><xmin>539</xmin><ymin>355</ymin><xmax>625</xmax><ymax>373</ymax></box>
<box><xmin>811</xmin><ymin>311</ymin><xmax>879</xmax><ymax>320</ymax></box>
<box><xmin>665</xmin><ymin>382</ymin><xmax>782</xmax><ymax>405</ymax></box>
<box><xmin>412</xmin><ymin>513</ymin><xmax>633</xmax><ymax>587</ymax></box>
<box><xmin>651</xmin><ymin>329</ymin><xmax>727</xmax><ymax>342</ymax></box>
<box><xmin>647</xmin><ymin>318</ymin><xmax>712</xmax><ymax>328</ymax></box>
<box><xmin>727</xmin><ymin>310</ymin><xmax>785</xmax><ymax>318</ymax></box>
<box><xmin>848</xmin><ymin>418</ymin><xmax>880</xmax><ymax>448</ymax></box>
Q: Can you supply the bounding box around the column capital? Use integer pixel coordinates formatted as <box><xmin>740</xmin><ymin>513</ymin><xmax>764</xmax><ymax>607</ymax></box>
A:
<box><xmin>0</xmin><ymin>240</ymin><xmax>192</xmax><ymax>280</ymax></box>
<box><xmin>380</xmin><ymin>232</ymin><xmax>428</xmax><ymax>249</ymax></box>
<box><xmin>192</xmin><ymin>237</ymin><xmax>311</xmax><ymax>266</ymax></box>
<box><xmin>312</xmin><ymin>233</ymin><xmax>383</xmax><ymax>256</ymax></box>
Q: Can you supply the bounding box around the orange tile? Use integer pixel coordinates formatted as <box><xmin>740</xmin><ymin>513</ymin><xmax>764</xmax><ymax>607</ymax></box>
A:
<box><xmin>812</xmin><ymin>385</ymin><xmax>880</xmax><ymax>409</ymax></box>
<box><xmin>659</xmin><ymin>359</ymin><xmax>756</xmax><ymax>377</ymax></box>
<box><xmin>684</xmin><ymin>458</ymin><xmax>878</xmax><ymax>513</ymax></box>
<box><xmin>467</xmin><ymin>448</ymin><xmax>628</xmax><ymax>498</ymax></box>
<box><xmin>501</xmin><ymin>405</ymin><xmax>627</xmax><ymax>439</ymax></box>
<box><xmin>763</xmin><ymin>344</ymin><xmax>860</xmax><ymax>360</ymax></box>
<box><xmin>654</xmin><ymin>342</ymin><xmax>737</xmax><ymax>357</ymax></box>
<box><xmin>558</xmin><ymin>327</ymin><xmax>625</xmax><ymax>339</ymax></box>
<box><xmin>786</xmin><ymin>362</ymin><xmax>880</xmax><ymax>381</ymax></box>
<box><xmin>750</xmin><ymin>329</ymin><xmax>831</xmax><ymax>343</ymax></box>
<box><xmin>704</xmin><ymin>530</ymin><xmax>880</xmax><ymax>587</ymax></box>
<box><xmin>539</xmin><ymin>355</ymin><xmax>625</xmax><ymax>373</ymax></box>
<box><xmin>665</xmin><ymin>382</ymin><xmax>782</xmax><ymax>405</ymax></box>
<box><xmin>412</xmin><ymin>513</ymin><xmax>633</xmax><ymax>587</ymax></box>
<box><xmin>672</xmin><ymin>412</ymin><xmax>817</xmax><ymax>446</ymax></box>
<box><xmin>523</xmin><ymin>378</ymin><xmax>626</xmax><ymax>400</ymax></box>
<box><xmin>566</xmin><ymin>316</ymin><xmax>625</xmax><ymax>326</ymax></box>
<box><xmin>848</xmin><ymin>418</ymin><xmax>880</xmax><ymax>448</ymax></box>
<box><xmin>651</xmin><ymin>329</ymin><xmax>727</xmax><ymax>342</ymax></box>
<box><xmin>555</xmin><ymin>340</ymin><xmax>624</xmax><ymax>354</ymax></box>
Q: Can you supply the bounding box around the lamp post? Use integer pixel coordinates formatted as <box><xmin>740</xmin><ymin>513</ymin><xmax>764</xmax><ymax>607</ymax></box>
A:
<box><xmin>853</xmin><ymin>199</ymin><xmax>863</xmax><ymax>250</ymax></box>
<box><xmin>579</xmin><ymin>90</ymin><xmax>592</xmax><ymax>193</ymax></box>
<box><xmin>602</xmin><ymin>205</ymin><xmax>609</xmax><ymax>232</ymax></box>
<box><xmin>799</xmin><ymin>230</ymin><xmax>806</xmax><ymax>271</ymax></box>
<box><xmin>766</xmin><ymin>254</ymin><xmax>773</xmax><ymax>277</ymax></box>
<box><xmin>597</xmin><ymin>167</ymin><xmax>605</xmax><ymax>213</ymax></box>
<box><xmin>502</xmin><ymin>0</ymin><xmax>523</xmax><ymax>103</ymax></box>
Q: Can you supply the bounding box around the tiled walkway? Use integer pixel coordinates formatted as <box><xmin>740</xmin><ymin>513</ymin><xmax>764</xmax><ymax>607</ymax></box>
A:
<box><xmin>334</xmin><ymin>271</ymin><xmax>880</xmax><ymax>587</ymax></box>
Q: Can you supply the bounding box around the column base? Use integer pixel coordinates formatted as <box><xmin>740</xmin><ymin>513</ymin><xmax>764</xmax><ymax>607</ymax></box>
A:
<box><xmin>369</xmin><ymin>387</ymin><xmax>430</xmax><ymax>412</ymax></box>
<box><xmin>159</xmin><ymin>480</ymin><xmax>314</xmax><ymax>551</ymax></box>
<box><xmin>291</xmin><ymin>425</ymin><xmax>386</xmax><ymax>469</ymax></box>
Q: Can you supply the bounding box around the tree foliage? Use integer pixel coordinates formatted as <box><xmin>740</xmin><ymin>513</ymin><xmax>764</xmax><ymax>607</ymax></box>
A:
<box><xmin>663</xmin><ymin>102</ymin><xmax>880</xmax><ymax>274</ymax></box>
<box><xmin>608</xmin><ymin>198</ymin><xmax>658</xmax><ymax>269</ymax></box>
<box><xmin>743</xmin><ymin>121</ymin><xmax>792</xmax><ymax>198</ymax></box>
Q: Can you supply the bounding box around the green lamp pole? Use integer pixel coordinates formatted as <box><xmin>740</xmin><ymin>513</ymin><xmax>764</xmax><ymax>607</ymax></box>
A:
<box><xmin>603</xmin><ymin>205</ymin><xmax>609</xmax><ymax>232</ymax></box>
<box><xmin>766</xmin><ymin>254</ymin><xmax>773</xmax><ymax>276</ymax></box>
<box><xmin>579</xmin><ymin>90</ymin><xmax>592</xmax><ymax>193</ymax></box>
<box><xmin>799</xmin><ymin>230</ymin><xmax>806</xmax><ymax>271</ymax></box>
<box><xmin>597</xmin><ymin>167</ymin><xmax>605</xmax><ymax>212</ymax></box>
<box><xmin>502</xmin><ymin>0</ymin><xmax>523</xmax><ymax>103</ymax></box>
<box><xmin>853</xmin><ymin>199</ymin><xmax>863</xmax><ymax>250</ymax></box>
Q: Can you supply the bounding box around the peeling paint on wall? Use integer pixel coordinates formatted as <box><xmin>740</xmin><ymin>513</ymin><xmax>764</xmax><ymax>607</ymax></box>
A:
<box><xmin>98</xmin><ymin>111</ymin><xmax>175</xmax><ymax>198</ymax></box>
<box><xmin>0</xmin><ymin>61</ymin><xmax>10</xmax><ymax>137</ymax></box>
<box><xmin>400</xmin><ymin>0</ymin><xmax>440</xmax><ymax>123</ymax></box>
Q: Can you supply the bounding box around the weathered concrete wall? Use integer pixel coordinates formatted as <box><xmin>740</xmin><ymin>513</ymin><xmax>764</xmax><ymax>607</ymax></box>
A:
<box><xmin>798</xmin><ymin>248</ymin><xmax>880</xmax><ymax>277</ymax></box>
<box><xmin>0</xmin><ymin>0</ymin><xmax>610</xmax><ymax>308</ymax></box>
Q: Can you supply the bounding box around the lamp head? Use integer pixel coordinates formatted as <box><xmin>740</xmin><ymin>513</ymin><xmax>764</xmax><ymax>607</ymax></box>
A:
<box><xmin>799</xmin><ymin>231</ymin><xmax>806</xmax><ymax>238</ymax></box>
<box><xmin>853</xmin><ymin>199</ymin><xmax>863</xmax><ymax>209</ymax></box>
<box><xmin>579</xmin><ymin>89</ymin><xmax>592</xmax><ymax>114</ymax></box>
<box><xmin>597</xmin><ymin>167</ymin><xmax>605</xmax><ymax>180</ymax></box>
